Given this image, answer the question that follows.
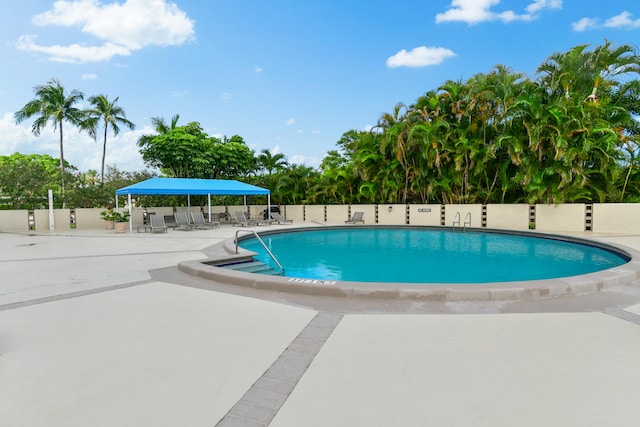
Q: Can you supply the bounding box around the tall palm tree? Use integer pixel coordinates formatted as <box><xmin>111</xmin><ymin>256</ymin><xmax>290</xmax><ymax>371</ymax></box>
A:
<box><xmin>86</xmin><ymin>95</ymin><xmax>135</xmax><ymax>183</ymax></box>
<box><xmin>257</xmin><ymin>149</ymin><xmax>288</xmax><ymax>174</ymax></box>
<box><xmin>14</xmin><ymin>79</ymin><xmax>86</xmax><ymax>200</ymax></box>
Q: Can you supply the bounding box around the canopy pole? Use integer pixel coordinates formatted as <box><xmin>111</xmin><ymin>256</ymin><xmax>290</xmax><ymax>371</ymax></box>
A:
<box><xmin>243</xmin><ymin>195</ymin><xmax>247</xmax><ymax>214</ymax></box>
<box><xmin>267</xmin><ymin>194</ymin><xmax>271</xmax><ymax>222</ymax></box>
<box><xmin>207</xmin><ymin>194</ymin><xmax>212</xmax><ymax>223</ymax></box>
<box><xmin>115</xmin><ymin>193</ymin><xmax>118</xmax><ymax>209</ymax></box>
<box><xmin>187</xmin><ymin>195</ymin><xmax>191</xmax><ymax>217</ymax></box>
<box><xmin>128</xmin><ymin>194</ymin><xmax>132</xmax><ymax>232</ymax></box>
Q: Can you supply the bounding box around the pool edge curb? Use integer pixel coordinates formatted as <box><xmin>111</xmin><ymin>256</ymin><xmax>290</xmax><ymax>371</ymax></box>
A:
<box><xmin>179</xmin><ymin>226</ymin><xmax>640</xmax><ymax>303</ymax></box>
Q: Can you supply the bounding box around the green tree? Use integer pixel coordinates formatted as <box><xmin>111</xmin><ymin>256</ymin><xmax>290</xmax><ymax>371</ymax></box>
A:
<box><xmin>138</xmin><ymin>122</ymin><xmax>215</xmax><ymax>178</ymax></box>
<box><xmin>274</xmin><ymin>164</ymin><xmax>318</xmax><ymax>204</ymax></box>
<box><xmin>85</xmin><ymin>95</ymin><xmax>136</xmax><ymax>183</ymax></box>
<box><xmin>209</xmin><ymin>136</ymin><xmax>257</xmax><ymax>179</ymax></box>
<box><xmin>257</xmin><ymin>149</ymin><xmax>288</xmax><ymax>175</ymax></box>
<box><xmin>14</xmin><ymin>79</ymin><xmax>86</xmax><ymax>201</ymax></box>
<box><xmin>0</xmin><ymin>153</ymin><xmax>78</xmax><ymax>209</ymax></box>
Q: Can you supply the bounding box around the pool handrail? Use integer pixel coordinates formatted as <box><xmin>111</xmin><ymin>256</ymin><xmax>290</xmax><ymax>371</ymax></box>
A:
<box><xmin>234</xmin><ymin>229</ymin><xmax>285</xmax><ymax>274</ymax></box>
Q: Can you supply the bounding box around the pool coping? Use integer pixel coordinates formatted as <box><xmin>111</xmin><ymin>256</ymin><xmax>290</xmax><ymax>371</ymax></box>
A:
<box><xmin>177</xmin><ymin>226</ymin><xmax>640</xmax><ymax>302</ymax></box>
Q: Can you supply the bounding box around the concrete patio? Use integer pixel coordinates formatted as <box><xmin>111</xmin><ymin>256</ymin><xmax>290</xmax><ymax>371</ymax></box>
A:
<box><xmin>1</xmin><ymin>226</ymin><xmax>640</xmax><ymax>426</ymax></box>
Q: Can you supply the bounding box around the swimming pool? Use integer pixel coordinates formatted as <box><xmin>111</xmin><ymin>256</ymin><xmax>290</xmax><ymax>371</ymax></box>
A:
<box><xmin>239</xmin><ymin>227</ymin><xmax>629</xmax><ymax>284</ymax></box>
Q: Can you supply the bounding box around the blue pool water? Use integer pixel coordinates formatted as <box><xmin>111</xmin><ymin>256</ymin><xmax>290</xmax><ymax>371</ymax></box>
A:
<box><xmin>239</xmin><ymin>228</ymin><xmax>629</xmax><ymax>284</ymax></box>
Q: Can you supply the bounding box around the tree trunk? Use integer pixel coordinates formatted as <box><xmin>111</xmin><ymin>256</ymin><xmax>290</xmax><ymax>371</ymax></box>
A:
<box><xmin>59</xmin><ymin>122</ymin><xmax>65</xmax><ymax>207</ymax></box>
<box><xmin>101</xmin><ymin>124</ymin><xmax>108</xmax><ymax>183</ymax></box>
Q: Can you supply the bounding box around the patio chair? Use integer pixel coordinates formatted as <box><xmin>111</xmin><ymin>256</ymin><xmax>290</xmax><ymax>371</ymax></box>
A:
<box><xmin>163</xmin><ymin>215</ymin><xmax>178</xmax><ymax>229</ymax></box>
<box><xmin>148</xmin><ymin>213</ymin><xmax>168</xmax><ymax>233</ymax></box>
<box><xmin>191</xmin><ymin>211</ymin><xmax>220</xmax><ymax>229</ymax></box>
<box><xmin>174</xmin><ymin>212</ymin><xmax>196</xmax><ymax>230</ymax></box>
<box><xmin>136</xmin><ymin>213</ymin><xmax>167</xmax><ymax>233</ymax></box>
<box><xmin>345</xmin><ymin>211</ymin><xmax>365</xmax><ymax>224</ymax></box>
<box><xmin>233</xmin><ymin>211</ymin><xmax>263</xmax><ymax>227</ymax></box>
<box><xmin>270</xmin><ymin>212</ymin><xmax>293</xmax><ymax>225</ymax></box>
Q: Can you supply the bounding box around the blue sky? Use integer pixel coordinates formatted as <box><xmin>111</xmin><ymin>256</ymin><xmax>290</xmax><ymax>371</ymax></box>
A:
<box><xmin>1</xmin><ymin>0</ymin><xmax>639</xmax><ymax>173</ymax></box>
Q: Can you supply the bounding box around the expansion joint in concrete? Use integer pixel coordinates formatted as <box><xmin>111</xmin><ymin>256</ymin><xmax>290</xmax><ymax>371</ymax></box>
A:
<box><xmin>603</xmin><ymin>307</ymin><xmax>640</xmax><ymax>326</ymax></box>
<box><xmin>0</xmin><ymin>280</ymin><xmax>153</xmax><ymax>311</ymax></box>
<box><xmin>215</xmin><ymin>311</ymin><xmax>343</xmax><ymax>427</ymax></box>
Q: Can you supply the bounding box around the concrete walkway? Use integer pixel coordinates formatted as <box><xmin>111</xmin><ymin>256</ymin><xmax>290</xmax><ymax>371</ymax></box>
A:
<box><xmin>1</xmin><ymin>226</ymin><xmax>640</xmax><ymax>426</ymax></box>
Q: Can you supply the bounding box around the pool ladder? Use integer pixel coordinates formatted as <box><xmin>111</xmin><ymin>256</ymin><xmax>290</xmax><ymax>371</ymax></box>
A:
<box><xmin>452</xmin><ymin>212</ymin><xmax>471</xmax><ymax>231</ymax></box>
<box><xmin>234</xmin><ymin>229</ymin><xmax>285</xmax><ymax>274</ymax></box>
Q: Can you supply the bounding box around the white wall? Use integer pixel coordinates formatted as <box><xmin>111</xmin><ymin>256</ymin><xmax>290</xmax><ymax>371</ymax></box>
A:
<box><xmin>6</xmin><ymin>203</ymin><xmax>640</xmax><ymax>234</ymax></box>
<box><xmin>0</xmin><ymin>210</ymin><xmax>28</xmax><ymax>231</ymax></box>
<box><xmin>535</xmin><ymin>204</ymin><xmax>585</xmax><ymax>232</ymax></box>
<box><xmin>409</xmin><ymin>205</ymin><xmax>442</xmax><ymax>226</ymax></box>
<box><xmin>348</xmin><ymin>205</ymin><xmax>376</xmax><ymax>224</ymax></box>
<box><xmin>76</xmin><ymin>208</ymin><xmax>104</xmax><ymax>229</ymax></box>
<box><xmin>326</xmin><ymin>205</ymin><xmax>350</xmax><ymax>224</ymax></box>
<box><xmin>444</xmin><ymin>204</ymin><xmax>483</xmax><ymax>229</ymax></box>
<box><xmin>377</xmin><ymin>204</ymin><xmax>407</xmax><ymax>225</ymax></box>
<box><xmin>486</xmin><ymin>204</ymin><xmax>530</xmax><ymax>230</ymax></box>
<box><xmin>592</xmin><ymin>203</ymin><xmax>640</xmax><ymax>233</ymax></box>
<box><xmin>284</xmin><ymin>205</ymin><xmax>304</xmax><ymax>222</ymax></box>
<box><xmin>305</xmin><ymin>205</ymin><xmax>325</xmax><ymax>223</ymax></box>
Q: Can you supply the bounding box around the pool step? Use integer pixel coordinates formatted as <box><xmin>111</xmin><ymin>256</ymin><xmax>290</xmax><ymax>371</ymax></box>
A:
<box><xmin>218</xmin><ymin>259</ymin><xmax>283</xmax><ymax>276</ymax></box>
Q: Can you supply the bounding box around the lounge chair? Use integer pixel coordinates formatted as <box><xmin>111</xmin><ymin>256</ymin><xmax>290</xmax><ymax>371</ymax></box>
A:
<box><xmin>136</xmin><ymin>213</ymin><xmax>168</xmax><ymax>233</ymax></box>
<box><xmin>148</xmin><ymin>213</ymin><xmax>168</xmax><ymax>233</ymax></box>
<box><xmin>270</xmin><ymin>212</ymin><xmax>293</xmax><ymax>224</ymax></box>
<box><xmin>345</xmin><ymin>211</ymin><xmax>365</xmax><ymax>224</ymax></box>
<box><xmin>174</xmin><ymin>212</ymin><xmax>196</xmax><ymax>230</ymax></box>
<box><xmin>233</xmin><ymin>211</ymin><xmax>266</xmax><ymax>227</ymax></box>
<box><xmin>191</xmin><ymin>211</ymin><xmax>220</xmax><ymax>229</ymax></box>
<box><xmin>163</xmin><ymin>215</ymin><xmax>177</xmax><ymax>229</ymax></box>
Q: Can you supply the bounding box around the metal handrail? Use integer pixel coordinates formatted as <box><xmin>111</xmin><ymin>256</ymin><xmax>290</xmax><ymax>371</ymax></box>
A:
<box><xmin>464</xmin><ymin>212</ymin><xmax>471</xmax><ymax>230</ymax></box>
<box><xmin>235</xmin><ymin>229</ymin><xmax>284</xmax><ymax>273</ymax></box>
<box><xmin>452</xmin><ymin>211</ymin><xmax>461</xmax><ymax>230</ymax></box>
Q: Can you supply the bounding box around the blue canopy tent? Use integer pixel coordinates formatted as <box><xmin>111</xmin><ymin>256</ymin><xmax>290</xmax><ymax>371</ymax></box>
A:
<box><xmin>115</xmin><ymin>177</ymin><xmax>271</xmax><ymax>231</ymax></box>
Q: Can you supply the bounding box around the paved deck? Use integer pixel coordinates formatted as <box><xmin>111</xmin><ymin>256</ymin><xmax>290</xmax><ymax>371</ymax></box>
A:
<box><xmin>2</xmin><ymin>226</ymin><xmax>640</xmax><ymax>426</ymax></box>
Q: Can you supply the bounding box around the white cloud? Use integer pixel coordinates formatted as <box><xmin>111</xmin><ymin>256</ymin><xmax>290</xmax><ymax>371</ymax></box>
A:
<box><xmin>0</xmin><ymin>113</ymin><xmax>149</xmax><ymax>172</ymax></box>
<box><xmin>221</xmin><ymin>92</ymin><xmax>232</xmax><ymax>100</ymax></box>
<box><xmin>171</xmin><ymin>90</ymin><xmax>189</xmax><ymax>97</ymax></box>
<box><xmin>81</xmin><ymin>73</ymin><xmax>98</xmax><ymax>80</ymax></box>
<box><xmin>17</xmin><ymin>0</ymin><xmax>195</xmax><ymax>63</ymax></box>
<box><xmin>436</xmin><ymin>0</ymin><xmax>561</xmax><ymax>24</ymax></box>
<box><xmin>285</xmin><ymin>118</ymin><xmax>295</xmax><ymax>126</ymax></box>
<box><xmin>386</xmin><ymin>46</ymin><xmax>456</xmax><ymax>68</ymax></box>
<box><xmin>289</xmin><ymin>154</ymin><xmax>320</xmax><ymax>168</ymax></box>
<box><xmin>604</xmin><ymin>11</ymin><xmax>640</xmax><ymax>29</ymax></box>
<box><xmin>571</xmin><ymin>17</ymin><xmax>599</xmax><ymax>31</ymax></box>
<box><xmin>17</xmin><ymin>35</ymin><xmax>131</xmax><ymax>63</ymax></box>
<box><xmin>296</xmin><ymin>129</ymin><xmax>304</xmax><ymax>134</ymax></box>
<box><xmin>436</xmin><ymin>0</ymin><xmax>499</xmax><ymax>24</ymax></box>
<box><xmin>255</xmin><ymin>66</ymin><xmax>263</xmax><ymax>73</ymax></box>
<box><xmin>572</xmin><ymin>11</ymin><xmax>640</xmax><ymax>31</ymax></box>
<box><xmin>526</xmin><ymin>0</ymin><xmax>562</xmax><ymax>14</ymax></box>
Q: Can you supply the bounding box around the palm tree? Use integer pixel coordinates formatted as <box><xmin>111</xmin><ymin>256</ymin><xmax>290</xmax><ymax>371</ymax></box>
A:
<box><xmin>257</xmin><ymin>149</ymin><xmax>288</xmax><ymax>174</ymax></box>
<box><xmin>137</xmin><ymin>114</ymin><xmax>180</xmax><ymax>148</ymax></box>
<box><xmin>86</xmin><ymin>95</ymin><xmax>135</xmax><ymax>183</ymax></box>
<box><xmin>14</xmin><ymin>79</ymin><xmax>86</xmax><ymax>200</ymax></box>
<box><xmin>152</xmin><ymin>114</ymin><xmax>181</xmax><ymax>134</ymax></box>
<box><xmin>587</xmin><ymin>41</ymin><xmax>640</xmax><ymax>102</ymax></box>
